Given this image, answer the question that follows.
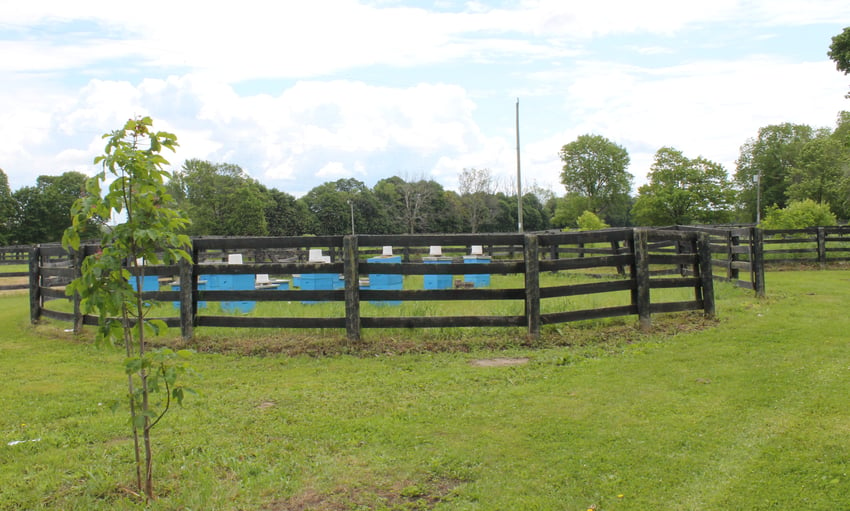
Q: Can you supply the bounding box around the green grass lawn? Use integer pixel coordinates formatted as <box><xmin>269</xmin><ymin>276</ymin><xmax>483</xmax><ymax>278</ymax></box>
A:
<box><xmin>2</xmin><ymin>271</ymin><xmax>849</xmax><ymax>510</ymax></box>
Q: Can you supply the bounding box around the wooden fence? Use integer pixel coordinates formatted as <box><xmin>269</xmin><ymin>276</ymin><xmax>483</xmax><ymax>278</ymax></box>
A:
<box><xmin>665</xmin><ymin>226</ymin><xmax>765</xmax><ymax>297</ymax></box>
<box><xmin>29</xmin><ymin>229</ymin><xmax>716</xmax><ymax>340</ymax></box>
<box><xmin>0</xmin><ymin>245</ymin><xmax>30</xmax><ymax>291</ymax></box>
<box><xmin>760</xmin><ymin>226</ymin><xmax>850</xmax><ymax>265</ymax></box>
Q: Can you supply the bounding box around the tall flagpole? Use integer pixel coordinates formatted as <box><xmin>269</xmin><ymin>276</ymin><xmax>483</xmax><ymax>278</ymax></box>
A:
<box><xmin>516</xmin><ymin>98</ymin><xmax>523</xmax><ymax>232</ymax></box>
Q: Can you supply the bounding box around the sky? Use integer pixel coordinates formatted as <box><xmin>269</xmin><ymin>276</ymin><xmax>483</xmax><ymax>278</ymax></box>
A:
<box><xmin>2</xmin><ymin>0</ymin><xmax>850</xmax><ymax>199</ymax></box>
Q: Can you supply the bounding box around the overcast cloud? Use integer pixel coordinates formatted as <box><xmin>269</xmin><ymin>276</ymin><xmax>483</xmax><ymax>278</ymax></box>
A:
<box><xmin>1</xmin><ymin>0</ymin><xmax>849</xmax><ymax>197</ymax></box>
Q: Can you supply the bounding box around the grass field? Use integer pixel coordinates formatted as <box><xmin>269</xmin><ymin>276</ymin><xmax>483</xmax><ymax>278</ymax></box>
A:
<box><xmin>1</xmin><ymin>271</ymin><xmax>849</xmax><ymax>510</ymax></box>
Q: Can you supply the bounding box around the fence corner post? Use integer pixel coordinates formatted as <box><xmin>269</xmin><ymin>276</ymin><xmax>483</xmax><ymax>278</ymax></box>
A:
<box><xmin>72</xmin><ymin>246</ymin><xmax>85</xmax><ymax>334</ymax></box>
<box><xmin>697</xmin><ymin>233</ymin><xmax>716</xmax><ymax>318</ymax></box>
<box><xmin>178</xmin><ymin>257</ymin><xmax>194</xmax><ymax>340</ymax></box>
<box><xmin>751</xmin><ymin>227</ymin><xmax>766</xmax><ymax>298</ymax></box>
<box><xmin>523</xmin><ymin>233</ymin><xmax>541</xmax><ymax>339</ymax></box>
<box><xmin>344</xmin><ymin>235</ymin><xmax>361</xmax><ymax>342</ymax></box>
<box><xmin>633</xmin><ymin>228</ymin><xmax>651</xmax><ymax>331</ymax></box>
<box><xmin>29</xmin><ymin>245</ymin><xmax>42</xmax><ymax>325</ymax></box>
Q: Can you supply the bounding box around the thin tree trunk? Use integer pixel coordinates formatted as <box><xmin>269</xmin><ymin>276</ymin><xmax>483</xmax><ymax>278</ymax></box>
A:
<box><xmin>122</xmin><ymin>308</ymin><xmax>143</xmax><ymax>494</ymax></box>
<box><xmin>135</xmin><ymin>265</ymin><xmax>155</xmax><ymax>501</ymax></box>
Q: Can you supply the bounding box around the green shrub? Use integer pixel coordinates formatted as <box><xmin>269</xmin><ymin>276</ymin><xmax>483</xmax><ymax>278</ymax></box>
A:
<box><xmin>760</xmin><ymin>199</ymin><xmax>837</xmax><ymax>230</ymax></box>
<box><xmin>575</xmin><ymin>210</ymin><xmax>609</xmax><ymax>231</ymax></box>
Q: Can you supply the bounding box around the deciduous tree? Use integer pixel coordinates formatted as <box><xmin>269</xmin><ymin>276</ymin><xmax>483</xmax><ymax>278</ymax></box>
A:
<box><xmin>559</xmin><ymin>134</ymin><xmax>633</xmax><ymax>224</ymax></box>
<box><xmin>786</xmin><ymin>134</ymin><xmax>850</xmax><ymax>219</ymax></box>
<box><xmin>0</xmin><ymin>168</ymin><xmax>12</xmax><ymax>245</ymax></box>
<box><xmin>9</xmin><ymin>171</ymin><xmax>97</xmax><ymax>244</ymax></box>
<box><xmin>458</xmin><ymin>167</ymin><xmax>496</xmax><ymax>233</ymax></box>
<box><xmin>62</xmin><ymin>117</ymin><xmax>194</xmax><ymax>502</ymax></box>
<box><xmin>172</xmin><ymin>160</ymin><xmax>269</xmax><ymax>236</ymax></box>
<box><xmin>829</xmin><ymin>26</ymin><xmax>850</xmax><ymax>97</ymax></box>
<box><xmin>632</xmin><ymin>147</ymin><xmax>736</xmax><ymax>226</ymax></box>
<box><xmin>735</xmin><ymin>123</ymin><xmax>815</xmax><ymax>221</ymax></box>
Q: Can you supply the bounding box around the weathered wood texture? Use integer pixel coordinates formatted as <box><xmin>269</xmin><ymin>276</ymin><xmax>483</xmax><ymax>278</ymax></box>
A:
<box><xmin>27</xmin><ymin>229</ymin><xmax>717</xmax><ymax>340</ymax></box>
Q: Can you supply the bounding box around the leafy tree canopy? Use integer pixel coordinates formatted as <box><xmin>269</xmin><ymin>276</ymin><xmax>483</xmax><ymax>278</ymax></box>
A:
<box><xmin>0</xmin><ymin>168</ymin><xmax>12</xmax><ymax>245</ymax></box>
<box><xmin>829</xmin><ymin>27</ymin><xmax>850</xmax><ymax>74</ymax></box>
<box><xmin>8</xmin><ymin>171</ymin><xmax>97</xmax><ymax>244</ymax></box>
<box><xmin>735</xmin><ymin>123</ymin><xmax>815</xmax><ymax>221</ymax></box>
<box><xmin>632</xmin><ymin>147</ymin><xmax>736</xmax><ymax>226</ymax></box>
<box><xmin>559</xmin><ymin>134</ymin><xmax>633</xmax><ymax>223</ymax></box>
<box><xmin>302</xmin><ymin>178</ymin><xmax>388</xmax><ymax>235</ymax></box>
<box><xmin>172</xmin><ymin>159</ymin><xmax>269</xmax><ymax>236</ymax></box>
<box><xmin>786</xmin><ymin>133</ymin><xmax>850</xmax><ymax>219</ymax></box>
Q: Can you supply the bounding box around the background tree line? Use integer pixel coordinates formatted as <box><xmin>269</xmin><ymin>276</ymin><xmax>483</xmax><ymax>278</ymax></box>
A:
<box><xmin>2</xmin><ymin>27</ymin><xmax>849</xmax><ymax>244</ymax></box>
<box><xmin>1</xmin><ymin>110</ymin><xmax>849</xmax><ymax>244</ymax></box>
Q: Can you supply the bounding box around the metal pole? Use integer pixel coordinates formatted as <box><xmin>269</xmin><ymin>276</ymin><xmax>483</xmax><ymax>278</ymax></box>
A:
<box><xmin>516</xmin><ymin>98</ymin><xmax>523</xmax><ymax>232</ymax></box>
<box><xmin>755</xmin><ymin>171</ymin><xmax>761</xmax><ymax>224</ymax></box>
<box><xmin>349</xmin><ymin>200</ymin><xmax>355</xmax><ymax>235</ymax></box>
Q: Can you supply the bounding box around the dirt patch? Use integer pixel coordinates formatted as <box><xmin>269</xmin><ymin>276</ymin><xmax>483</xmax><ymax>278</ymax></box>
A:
<box><xmin>267</xmin><ymin>478</ymin><xmax>460</xmax><ymax>511</ymax></box>
<box><xmin>469</xmin><ymin>357</ymin><xmax>529</xmax><ymax>367</ymax></box>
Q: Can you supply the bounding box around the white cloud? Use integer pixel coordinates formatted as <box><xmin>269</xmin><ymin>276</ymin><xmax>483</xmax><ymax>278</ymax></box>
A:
<box><xmin>2</xmin><ymin>0</ymin><xmax>849</xmax><ymax>204</ymax></box>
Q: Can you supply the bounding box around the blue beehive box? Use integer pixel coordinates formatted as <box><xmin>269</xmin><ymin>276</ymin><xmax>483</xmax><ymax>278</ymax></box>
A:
<box><xmin>219</xmin><ymin>273</ymin><xmax>256</xmax><ymax>314</ymax></box>
<box><xmin>129</xmin><ymin>275</ymin><xmax>159</xmax><ymax>293</ymax></box>
<box><xmin>300</xmin><ymin>273</ymin><xmax>337</xmax><ymax>304</ymax></box>
<box><xmin>423</xmin><ymin>256</ymin><xmax>453</xmax><ymax>289</ymax></box>
<box><xmin>172</xmin><ymin>278</ymin><xmax>208</xmax><ymax>309</ymax></box>
<box><xmin>463</xmin><ymin>255</ymin><xmax>492</xmax><ymax>287</ymax></box>
<box><xmin>367</xmin><ymin>255</ymin><xmax>402</xmax><ymax>305</ymax></box>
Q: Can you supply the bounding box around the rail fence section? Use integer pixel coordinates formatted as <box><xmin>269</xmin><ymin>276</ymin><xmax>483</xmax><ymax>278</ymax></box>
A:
<box><xmin>0</xmin><ymin>245</ymin><xmax>30</xmax><ymax>291</ymax></box>
<box><xmin>28</xmin><ymin>229</ymin><xmax>717</xmax><ymax>340</ymax></box>
<box><xmin>664</xmin><ymin>226</ymin><xmax>765</xmax><ymax>296</ymax></box>
<box><xmin>760</xmin><ymin>226</ymin><xmax>850</xmax><ymax>265</ymax></box>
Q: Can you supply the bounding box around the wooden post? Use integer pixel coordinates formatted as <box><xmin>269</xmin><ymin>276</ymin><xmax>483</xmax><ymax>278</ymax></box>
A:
<box><xmin>697</xmin><ymin>233</ymin><xmax>716</xmax><ymax>318</ymax></box>
<box><xmin>728</xmin><ymin>231</ymin><xmax>739</xmax><ymax>282</ymax></box>
<box><xmin>633</xmin><ymin>229</ymin><xmax>651</xmax><ymax>331</ymax></box>
<box><xmin>523</xmin><ymin>233</ymin><xmax>540</xmax><ymax>338</ymax></box>
<box><xmin>29</xmin><ymin>245</ymin><xmax>42</xmax><ymax>324</ymax></box>
<box><xmin>751</xmin><ymin>227</ymin><xmax>766</xmax><ymax>298</ymax></box>
<box><xmin>343</xmin><ymin>235</ymin><xmax>361</xmax><ymax>342</ymax></box>
<box><xmin>72</xmin><ymin>246</ymin><xmax>85</xmax><ymax>334</ymax></box>
<box><xmin>817</xmin><ymin>227</ymin><xmax>826</xmax><ymax>266</ymax></box>
<box><xmin>611</xmin><ymin>240</ymin><xmax>625</xmax><ymax>276</ymax></box>
<box><xmin>179</xmin><ymin>257</ymin><xmax>194</xmax><ymax>340</ymax></box>
<box><xmin>677</xmin><ymin>239</ymin><xmax>688</xmax><ymax>277</ymax></box>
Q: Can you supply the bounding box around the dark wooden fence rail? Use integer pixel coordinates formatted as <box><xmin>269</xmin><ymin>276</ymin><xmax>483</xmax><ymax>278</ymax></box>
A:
<box><xmin>29</xmin><ymin>229</ymin><xmax>716</xmax><ymax>340</ymax></box>
<box><xmin>664</xmin><ymin>225</ymin><xmax>765</xmax><ymax>297</ymax></box>
<box><xmin>0</xmin><ymin>245</ymin><xmax>31</xmax><ymax>291</ymax></box>
<box><xmin>760</xmin><ymin>226</ymin><xmax>850</xmax><ymax>265</ymax></box>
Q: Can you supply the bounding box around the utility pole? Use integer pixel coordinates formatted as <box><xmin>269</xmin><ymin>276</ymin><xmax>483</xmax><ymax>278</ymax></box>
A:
<box><xmin>755</xmin><ymin>171</ymin><xmax>761</xmax><ymax>224</ymax></box>
<box><xmin>516</xmin><ymin>98</ymin><xmax>523</xmax><ymax>232</ymax></box>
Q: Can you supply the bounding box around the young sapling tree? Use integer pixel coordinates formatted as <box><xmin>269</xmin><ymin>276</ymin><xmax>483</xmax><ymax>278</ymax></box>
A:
<box><xmin>62</xmin><ymin>116</ymin><xmax>195</xmax><ymax>501</ymax></box>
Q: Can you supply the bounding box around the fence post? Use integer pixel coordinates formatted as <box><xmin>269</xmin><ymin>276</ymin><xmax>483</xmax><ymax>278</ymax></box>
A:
<box><xmin>633</xmin><ymin>229</ymin><xmax>651</xmax><ymax>330</ymax></box>
<box><xmin>728</xmin><ymin>231</ymin><xmax>739</xmax><ymax>282</ymax></box>
<box><xmin>697</xmin><ymin>233</ymin><xmax>716</xmax><ymax>318</ymax></box>
<box><xmin>72</xmin><ymin>246</ymin><xmax>85</xmax><ymax>334</ymax></box>
<box><xmin>29</xmin><ymin>245</ymin><xmax>42</xmax><ymax>324</ymax></box>
<box><xmin>523</xmin><ymin>233</ymin><xmax>540</xmax><ymax>338</ymax></box>
<box><xmin>611</xmin><ymin>240</ymin><xmax>625</xmax><ymax>276</ymax></box>
<box><xmin>179</xmin><ymin>257</ymin><xmax>194</xmax><ymax>340</ymax></box>
<box><xmin>817</xmin><ymin>227</ymin><xmax>826</xmax><ymax>266</ymax></box>
<box><xmin>344</xmin><ymin>235</ymin><xmax>361</xmax><ymax>342</ymax></box>
<box><xmin>751</xmin><ymin>227</ymin><xmax>766</xmax><ymax>298</ymax></box>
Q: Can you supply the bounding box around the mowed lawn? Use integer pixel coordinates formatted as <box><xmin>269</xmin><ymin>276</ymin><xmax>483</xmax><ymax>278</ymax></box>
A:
<box><xmin>0</xmin><ymin>271</ymin><xmax>849</xmax><ymax>510</ymax></box>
